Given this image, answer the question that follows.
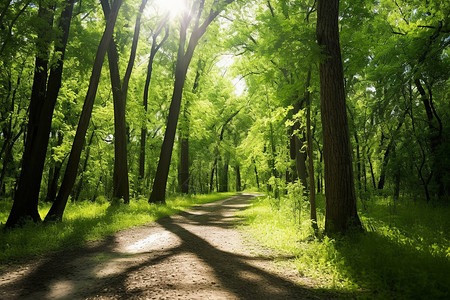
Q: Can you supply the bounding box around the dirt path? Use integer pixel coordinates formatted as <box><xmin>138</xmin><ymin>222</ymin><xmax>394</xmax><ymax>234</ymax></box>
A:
<box><xmin>0</xmin><ymin>194</ymin><xmax>328</xmax><ymax>299</ymax></box>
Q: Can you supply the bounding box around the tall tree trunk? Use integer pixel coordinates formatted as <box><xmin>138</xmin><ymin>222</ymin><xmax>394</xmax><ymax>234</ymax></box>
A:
<box><xmin>414</xmin><ymin>79</ymin><xmax>445</xmax><ymax>197</ymax></box>
<box><xmin>179</xmin><ymin>136</ymin><xmax>190</xmax><ymax>193</ymax></box>
<box><xmin>101</xmin><ymin>0</ymin><xmax>148</xmax><ymax>204</ymax></box>
<box><xmin>295</xmin><ymin>134</ymin><xmax>308</xmax><ymax>191</ymax></box>
<box><xmin>354</xmin><ymin>131</ymin><xmax>362</xmax><ymax>197</ymax></box>
<box><xmin>305</xmin><ymin>68</ymin><xmax>318</xmax><ymax>232</ymax></box>
<box><xmin>0</xmin><ymin>70</ymin><xmax>25</xmax><ymax>196</ymax></box>
<box><xmin>252</xmin><ymin>159</ymin><xmax>260</xmax><ymax>189</ymax></box>
<box><xmin>6</xmin><ymin>2</ymin><xmax>57</xmax><ymax>227</ymax></box>
<box><xmin>367</xmin><ymin>152</ymin><xmax>377</xmax><ymax>189</ymax></box>
<box><xmin>209</xmin><ymin>160</ymin><xmax>216</xmax><ymax>192</ymax></box>
<box><xmin>45</xmin><ymin>131</ymin><xmax>64</xmax><ymax>202</ymax></box>
<box><xmin>378</xmin><ymin>117</ymin><xmax>405</xmax><ymax>190</ymax></box>
<box><xmin>149</xmin><ymin>0</ymin><xmax>234</xmax><ymax>203</ymax></box>
<box><xmin>235</xmin><ymin>165</ymin><xmax>242</xmax><ymax>192</ymax></box>
<box><xmin>265</xmin><ymin>92</ymin><xmax>280</xmax><ymax>198</ymax></box>
<box><xmin>219</xmin><ymin>157</ymin><xmax>229</xmax><ymax>192</ymax></box>
<box><xmin>392</xmin><ymin>147</ymin><xmax>401</xmax><ymax>201</ymax></box>
<box><xmin>45</xmin><ymin>0</ymin><xmax>123</xmax><ymax>222</ymax></box>
<box><xmin>139</xmin><ymin>17</ymin><xmax>169</xmax><ymax>184</ymax></box>
<box><xmin>316</xmin><ymin>148</ymin><xmax>323</xmax><ymax>194</ymax></box>
<box><xmin>72</xmin><ymin>130</ymin><xmax>95</xmax><ymax>202</ymax></box>
<box><xmin>179</xmin><ymin>61</ymin><xmax>202</xmax><ymax>194</ymax></box>
<box><xmin>316</xmin><ymin>0</ymin><xmax>361</xmax><ymax>234</ymax></box>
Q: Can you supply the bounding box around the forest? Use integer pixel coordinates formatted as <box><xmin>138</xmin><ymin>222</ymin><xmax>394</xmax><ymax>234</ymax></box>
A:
<box><xmin>0</xmin><ymin>0</ymin><xmax>449</xmax><ymax>298</ymax></box>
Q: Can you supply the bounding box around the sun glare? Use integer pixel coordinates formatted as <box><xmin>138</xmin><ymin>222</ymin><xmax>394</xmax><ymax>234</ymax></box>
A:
<box><xmin>154</xmin><ymin>0</ymin><xmax>188</xmax><ymax>18</ymax></box>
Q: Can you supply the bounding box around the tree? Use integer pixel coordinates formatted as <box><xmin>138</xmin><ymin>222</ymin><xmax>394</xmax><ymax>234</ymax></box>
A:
<box><xmin>6</xmin><ymin>0</ymin><xmax>75</xmax><ymax>227</ymax></box>
<box><xmin>149</xmin><ymin>0</ymin><xmax>234</xmax><ymax>203</ymax></box>
<box><xmin>316</xmin><ymin>0</ymin><xmax>362</xmax><ymax>234</ymax></box>
<box><xmin>45</xmin><ymin>0</ymin><xmax>123</xmax><ymax>221</ymax></box>
<box><xmin>101</xmin><ymin>0</ymin><xmax>150</xmax><ymax>203</ymax></box>
<box><xmin>139</xmin><ymin>14</ymin><xmax>169</xmax><ymax>188</ymax></box>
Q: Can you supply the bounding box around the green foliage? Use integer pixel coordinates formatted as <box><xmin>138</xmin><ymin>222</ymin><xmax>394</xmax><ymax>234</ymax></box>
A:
<box><xmin>0</xmin><ymin>192</ymin><xmax>234</xmax><ymax>267</ymax></box>
<box><xmin>238</xmin><ymin>195</ymin><xmax>450</xmax><ymax>298</ymax></box>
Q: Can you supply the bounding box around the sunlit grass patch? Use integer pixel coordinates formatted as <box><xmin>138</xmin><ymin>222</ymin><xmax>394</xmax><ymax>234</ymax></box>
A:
<box><xmin>0</xmin><ymin>192</ymin><xmax>234</xmax><ymax>267</ymax></box>
<box><xmin>237</xmin><ymin>194</ymin><xmax>450</xmax><ymax>299</ymax></box>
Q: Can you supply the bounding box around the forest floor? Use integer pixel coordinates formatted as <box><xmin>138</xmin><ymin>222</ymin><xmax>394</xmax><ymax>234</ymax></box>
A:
<box><xmin>0</xmin><ymin>194</ymin><xmax>334</xmax><ymax>300</ymax></box>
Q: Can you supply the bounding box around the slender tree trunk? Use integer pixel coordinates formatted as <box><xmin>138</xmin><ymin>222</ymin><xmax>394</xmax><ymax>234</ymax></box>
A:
<box><xmin>378</xmin><ymin>118</ymin><xmax>405</xmax><ymax>190</ymax></box>
<box><xmin>139</xmin><ymin>18</ymin><xmax>169</xmax><ymax>183</ymax></box>
<box><xmin>6</xmin><ymin>2</ymin><xmax>57</xmax><ymax>227</ymax></box>
<box><xmin>0</xmin><ymin>72</ymin><xmax>25</xmax><ymax>195</ymax></box>
<box><xmin>235</xmin><ymin>165</ymin><xmax>242</xmax><ymax>192</ymax></box>
<box><xmin>362</xmin><ymin>152</ymin><xmax>367</xmax><ymax>192</ymax></box>
<box><xmin>219</xmin><ymin>157</ymin><xmax>229</xmax><ymax>192</ymax></box>
<box><xmin>179</xmin><ymin>61</ymin><xmax>201</xmax><ymax>194</ymax></box>
<box><xmin>149</xmin><ymin>15</ymin><xmax>192</xmax><ymax>203</ymax></box>
<box><xmin>209</xmin><ymin>160</ymin><xmax>216</xmax><ymax>192</ymax></box>
<box><xmin>316</xmin><ymin>148</ymin><xmax>323</xmax><ymax>194</ymax></box>
<box><xmin>45</xmin><ymin>0</ymin><xmax>123</xmax><ymax>221</ymax></box>
<box><xmin>368</xmin><ymin>154</ymin><xmax>376</xmax><ymax>189</ymax></box>
<box><xmin>215</xmin><ymin>162</ymin><xmax>219</xmax><ymax>192</ymax></box>
<box><xmin>45</xmin><ymin>131</ymin><xmax>64</xmax><ymax>202</ymax></box>
<box><xmin>414</xmin><ymin>79</ymin><xmax>445</xmax><ymax>197</ymax></box>
<box><xmin>295</xmin><ymin>134</ymin><xmax>308</xmax><ymax>191</ymax></box>
<box><xmin>179</xmin><ymin>137</ymin><xmax>190</xmax><ymax>193</ymax></box>
<box><xmin>101</xmin><ymin>0</ymin><xmax>148</xmax><ymax>204</ymax></box>
<box><xmin>72</xmin><ymin>130</ymin><xmax>95</xmax><ymax>202</ymax></box>
<box><xmin>354</xmin><ymin>132</ymin><xmax>362</xmax><ymax>196</ymax></box>
<box><xmin>392</xmin><ymin>148</ymin><xmax>401</xmax><ymax>201</ymax></box>
<box><xmin>316</xmin><ymin>0</ymin><xmax>361</xmax><ymax>234</ymax></box>
<box><xmin>305</xmin><ymin>68</ymin><xmax>318</xmax><ymax>232</ymax></box>
<box><xmin>253</xmin><ymin>159</ymin><xmax>260</xmax><ymax>189</ymax></box>
<box><xmin>149</xmin><ymin>0</ymin><xmax>234</xmax><ymax>203</ymax></box>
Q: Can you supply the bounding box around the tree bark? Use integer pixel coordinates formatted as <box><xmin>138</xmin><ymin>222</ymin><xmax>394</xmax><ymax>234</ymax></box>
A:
<box><xmin>253</xmin><ymin>159</ymin><xmax>260</xmax><ymax>189</ymax></box>
<box><xmin>6</xmin><ymin>2</ymin><xmax>57</xmax><ymax>227</ymax></box>
<box><xmin>294</xmin><ymin>134</ymin><xmax>308</xmax><ymax>191</ymax></box>
<box><xmin>45</xmin><ymin>131</ymin><xmax>64</xmax><ymax>202</ymax></box>
<box><xmin>45</xmin><ymin>0</ymin><xmax>123</xmax><ymax>222</ymax></box>
<box><xmin>316</xmin><ymin>0</ymin><xmax>361</xmax><ymax>234</ymax></box>
<box><xmin>105</xmin><ymin>41</ymin><xmax>128</xmax><ymax>203</ymax></box>
<box><xmin>235</xmin><ymin>165</ymin><xmax>242</xmax><ymax>191</ymax></box>
<box><xmin>101</xmin><ymin>0</ymin><xmax>148</xmax><ymax>204</ymax></box>
<box><xmin>179</xmin><ymin>136</ymin><xmax>190</xmax><ymax>193</ymax></box>
<box><xmin>139</xmin><ymin>17</ymin><xmax>169</xmax><ymax>183</ymax></box>
<box><xmin>354</xmin><ymin>131</ymin><xmax>362</xmax><ymax>196</ymax></box>
<box><xmin>414</xmin><ymin>79</ymin><xmax>445</xmax><ymax>197</ymax></box>
<box><xmin>72</xmin><ymin>130</ymin><xmax>95</xmax><ymax>202</ymax></box>
<box><xmin>209</xmin><ymin>160</ymin><xmax>216</xmax><ymax>192</ymax></box>
<box><xmin>304</xmin><ymin>68</ymin><xmax>318</xmax><ymax>232</ymax></box>
<box><xmin>149</xmin><ymin>0</ymin><xmax>234</xmax><ymax>203</ymax></box>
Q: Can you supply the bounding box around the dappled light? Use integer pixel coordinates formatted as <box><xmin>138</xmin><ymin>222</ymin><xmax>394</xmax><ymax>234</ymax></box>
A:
<box><xmin>1</xmin><ymin>0</ymin><xmax>449</xmax><ymax>298</ymax></box>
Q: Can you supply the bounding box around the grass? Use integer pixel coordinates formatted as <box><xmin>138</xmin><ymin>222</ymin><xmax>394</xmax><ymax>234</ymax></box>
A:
<box><xmin>236</xmin><ymin>193</ymin><xmax>450</xmax><ymax>299</ymax></box>
<box><xmin>0</xmin><ymin>192</ymin><xmax>234</xmax><ymax>268</ymax></box>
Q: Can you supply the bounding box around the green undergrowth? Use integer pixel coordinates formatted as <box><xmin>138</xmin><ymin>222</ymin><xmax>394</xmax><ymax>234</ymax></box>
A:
<box><xmin>237</xmin><ymin>193</ymin><xmax>450</xmax><ymax>299</ymax></box>
<box><xmin>0</xmin><ymin>192</ymin><xmax>234</xmax><ymax>267</ymax></box>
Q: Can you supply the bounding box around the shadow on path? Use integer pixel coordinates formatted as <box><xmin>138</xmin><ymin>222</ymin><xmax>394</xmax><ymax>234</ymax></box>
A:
<box><xmin>0</xmin><ymin>194</ymin><xmax>334</xmax><ymax>299</ymax></box>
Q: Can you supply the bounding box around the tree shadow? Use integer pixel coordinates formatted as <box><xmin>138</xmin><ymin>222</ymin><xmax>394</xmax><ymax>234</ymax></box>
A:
<box><xmin>0</xmin><ymin>194</ymin><xmax>344</xmax><ymax>299</ymax></box>
<box><xmin>330</xmin><ymin>230</ymin><xmax>450</xmax><ymax>299</ymax></box>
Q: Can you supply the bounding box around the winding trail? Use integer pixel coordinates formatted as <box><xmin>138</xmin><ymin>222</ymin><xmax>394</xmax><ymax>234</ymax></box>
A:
<box><xmin>0</xmin><ymin>194</ymin><xmax>328</xmax><ymax>299</ymax></box>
